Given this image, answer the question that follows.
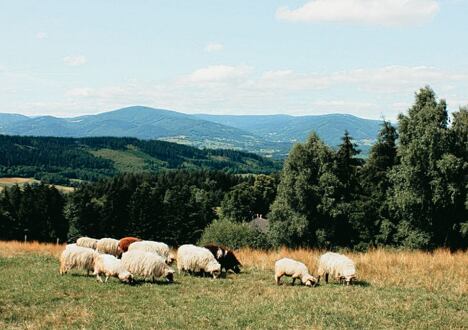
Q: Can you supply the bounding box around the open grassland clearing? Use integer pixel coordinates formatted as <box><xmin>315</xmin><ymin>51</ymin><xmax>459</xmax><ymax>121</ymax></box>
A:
<box><xmin>0</xmin><ymin>177</ymin><xmax>75</xmax><ymax>193</ymax></box>
<box><xmin>0</xmin><ymin>241</ymin><xmax>466</xmax><ymax>329</ymax></box>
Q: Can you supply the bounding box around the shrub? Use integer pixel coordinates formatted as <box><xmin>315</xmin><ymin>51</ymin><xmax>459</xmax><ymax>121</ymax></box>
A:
<box><xmin>199</xmin><ymin>218</ymin><xmax>271</xmax><ymax>250</ymax></box>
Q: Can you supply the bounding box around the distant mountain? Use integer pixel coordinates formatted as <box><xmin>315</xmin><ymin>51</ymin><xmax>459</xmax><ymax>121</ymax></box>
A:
<box><xmin>0</xmin><ymin>106</ymin><xmax>384</xmax><ymax>157</ymax></box>
<box><xmin>195</xmin><ymin>114</ymin><xmax>382</xmax><ymax>147</ymax></box>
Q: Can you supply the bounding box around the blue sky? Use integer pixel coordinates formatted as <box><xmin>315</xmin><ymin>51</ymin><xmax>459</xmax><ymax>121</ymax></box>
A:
<box><xmin>0</xmin><ymin>0</ymin><xmax>467</xmax><ymax>119</ymax></box>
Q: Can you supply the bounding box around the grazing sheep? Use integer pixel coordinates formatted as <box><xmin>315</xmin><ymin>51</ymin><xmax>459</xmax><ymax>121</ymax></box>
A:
<box><xmin>118</xmin><ymin>237</ymin><xmax>141</xmax><ymax>253</ymax></box>
<box><xmin>93</xmin><ymin>254</ymin><xmax>133</xmax><ymax>283</ymax></box>
<box><xmin>76</xmin><ymin>236</ymin><xmax>98</xmax><ymax>249</ymax></box>
<box><xmin>96</xmin><ymin>238</ymin><xmax>122</xmax><ymax>257</ymax></box>
<box><xmin>127</xmin><ymin>240</ymin><xmax>174</xmax><ymax>264</ymax></box>
<box><xmin>317</xmin><ymin>252</ymin><xmax>356</xmax><ymax>285</ymax></box>
<box><xmin>59</xmin><ymin>244</ymin><xmax>98</xmax><ymax>275</ymax></box>
<box><xmin>176</xmin><ymin>244</ymin><xmax>221</xmax><ymax>279</ymax></box>
<box><xmin>204</xmin><ymin>244</ymin><xmax>242</xmax><ymax>273</ymax></box>
<box><xmin>121</xmin><ymin>250</ymin><xmax>174</xmax><ymax>283</ymax></box>
<box><xmin>274</xmin><ymin>257</ymin><xmax>318</xmax><ymax>287</ymax></box>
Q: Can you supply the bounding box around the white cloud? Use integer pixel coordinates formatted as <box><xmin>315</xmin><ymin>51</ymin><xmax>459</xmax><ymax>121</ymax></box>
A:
<box><xmin>276</xmin><ymin>0</ymin><xmax>439</xmax><ymax>26</ymax></box>
<box><xmin>63</xmin><ymin>55</ymin><xmax>87</xmax><ymax>66</ymax></box>
<box><xmin>181</xmin><ymin>65</ymin><xmax>251</xmax><ymax>83</ymax></box>
<box><xmin>5</xmin><ymin>63</ymin><xmax>468</xmax><ymax>119</ymax></box>
<box><xmin>65</xmin><ymin>87</ymin><xmax>93</xmax><ymax>97</ymax></box>
<box><xmin>36</xmin><ymin>32</ymin><xmax>47</xmax><ymax>40</ymax></box>
<box><xmin>204</xmin><ymin>43</ymin><xmax>224</xmax><ymax>52</ymax></box>
<box><xmin>257</xmin><ymin>66</ymin><xmax>468</xmax><ymax>93</ymax></box>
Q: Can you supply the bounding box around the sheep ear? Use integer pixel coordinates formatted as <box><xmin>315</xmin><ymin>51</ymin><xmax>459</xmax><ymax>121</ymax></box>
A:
<box><xmin>216</xmin><ymin>249</ymin><xmax>223</xmax><ymax>259</ymax></box>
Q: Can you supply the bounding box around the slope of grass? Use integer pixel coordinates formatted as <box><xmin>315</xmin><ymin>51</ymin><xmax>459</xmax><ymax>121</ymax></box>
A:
<box><xmin>0</xmin><ymin>242</ymin><xmax>466</xmax><ymax>329</ymax></box>
<box><xmin>0</xmin><ymin>177</ymin><xmax>74</xmax><ymax>193</ymax></box>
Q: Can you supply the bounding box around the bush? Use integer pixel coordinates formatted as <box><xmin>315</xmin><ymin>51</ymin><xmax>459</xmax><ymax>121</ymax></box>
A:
<box><xmin>199</xmin><ymin>218</ymin><xmax>271</xmax><ymax>250</ymax></box>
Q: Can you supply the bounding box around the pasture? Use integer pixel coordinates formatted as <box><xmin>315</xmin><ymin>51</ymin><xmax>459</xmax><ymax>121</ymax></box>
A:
<box><xmin>0</xmin><ymin>177</ymin><xmax>75</xmax><ymax>193</ymax></box>
<box><xmin>0</xmin><ymin>241</ymin><xmax>466</xmax><ymax>329</ymax></box>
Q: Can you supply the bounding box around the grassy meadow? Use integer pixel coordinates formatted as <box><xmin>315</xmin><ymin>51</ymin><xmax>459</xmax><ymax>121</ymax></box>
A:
<box><xmin>0</xmin><ymin>241</ymin><xmax>466</xmax><ymax>329</ymax></box>
<box><xmin>0</xmin><ymin>177</ymin><xmax>75</xmax><ymax>193</ymax></box>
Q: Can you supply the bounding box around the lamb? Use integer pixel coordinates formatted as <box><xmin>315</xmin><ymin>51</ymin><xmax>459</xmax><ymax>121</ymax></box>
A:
<box><xmin>93</xmin><ymin>253</ymin><xmax>133</xmax><ymax>283</ymax></box>
<box><xmin>76</xmin><ymin>236</ymin><xmax>98</xmax><ymax>249</ymax></box>
<box><xmin>176</xmin><ymin>244</ymin><xmax>221</xmax><ymax>279</ymax></box>
<box><xmin>274</xmin><ymin>257</ymin><xmax>318</xmax><ymax>287</ymax></box>
<box><xmin>96</xmin><ymin>238</ymin><xmax>122</xmax><ymax>257</ymax></box>
<box><xmin>317</xmin><ymin>252</ymin><xmax>356</xmax><ymax>285</ymax></box>
<box><xmin>59</xmin><ymin>244</ymin><xmax>98</xmax><ymax>275</ymax></box>
<box><xmin>127</xmin><ymin>240</ymin><xmax>174</xmax><ymax>264</ymax></box>
<box><xmin>118</xmin><ymin>237</ymin><xmax>141</xmax><ymax>253</ymax></box>
<box><xmin>121</xmin><ymin>250</ymin><xmax>174</xmax><ymax>283</ymax></box>
<box><xmin>204</xmin><ymin>244</ymin><xmax>242</xmax><ymax>273</ymax></box>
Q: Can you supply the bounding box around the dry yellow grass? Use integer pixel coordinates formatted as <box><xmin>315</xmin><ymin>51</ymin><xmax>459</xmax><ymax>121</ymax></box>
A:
<box><xmin>0</xmin><ymin>240</ymin><xmax>65</xmax><ymax>258</ymax></box>
<box><xmin>236</xmin><ymin>247</ymin><xmax>468</xmax><ymax>294</ymax></box>
<box><xmin>0</xmin><ymin>177</ymin><xmax>75</xmax><ymax>193</ymax></box>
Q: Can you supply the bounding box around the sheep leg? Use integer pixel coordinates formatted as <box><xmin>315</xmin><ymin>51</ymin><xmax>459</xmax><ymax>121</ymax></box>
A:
<box><xmin>96</xmin><ymin>274</ymin><xmax>104</xmax><ymax>283</ymax></box>
<box><xmin>105</xmin><ymin>275</ymin><xmax>109</xmax><ymax>283</ymax></box>
<box><xmin>325</xmin><ymin>273</ymin><xmax>329</xmax><ymax>284</ymax></box>
<box><xmin>275</xmin><ymin>274</ymin><xmax>282</xmax><ymax>285</ymax></box>
<box><xmin>291</xmin><ymin>277</ymin><xmax>296</xmax><ymax>286</ymax></box>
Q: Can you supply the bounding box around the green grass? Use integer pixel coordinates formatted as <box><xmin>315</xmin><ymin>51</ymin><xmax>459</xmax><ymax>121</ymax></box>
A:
<box><xmin>1</xmin><ymin>254</ymin><xmax>466</xmax><ymax>329</ymax></box>
<box><xmin>90</xmin><ymin>147</ymin><xmax>164</xmax><ymax>173</ymax></box>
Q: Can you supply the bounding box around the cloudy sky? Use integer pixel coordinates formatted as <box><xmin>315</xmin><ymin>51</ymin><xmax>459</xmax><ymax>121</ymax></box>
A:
<box><xmin>1</xmin><ymin>0</ymin><xmax>467</xmax><ymax>119</ymax></box>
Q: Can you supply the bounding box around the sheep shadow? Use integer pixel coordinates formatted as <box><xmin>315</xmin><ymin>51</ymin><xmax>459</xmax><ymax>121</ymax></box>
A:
<box><xmin>319</xmin><ymin>280</ymin><xmax>370</xmax><ymax>287</ymax></box>
<box><xmin>130</xmin><ymin>279</ymin><xmax>180</xmax><ymax>286</ymax></box>
<box><xmin>69</xmin><ymin>273</ymin><xmax>94</xmax><ymax>278</ymax></box>
<box><xmin>352</xmin><ymin>280</ymin><xmax>370</xmax><ymax>287</ymax></box>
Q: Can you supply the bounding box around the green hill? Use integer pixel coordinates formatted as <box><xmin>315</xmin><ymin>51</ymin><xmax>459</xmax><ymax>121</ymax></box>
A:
<box><xmin>0</xmin><ymin>135</ymin><xmax>281</xmax><ymax>185</ymax></box>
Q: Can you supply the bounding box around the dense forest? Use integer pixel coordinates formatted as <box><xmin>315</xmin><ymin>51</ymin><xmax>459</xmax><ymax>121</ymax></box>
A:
<box><xmin>0</xmin><ymin>135</ymin><xmax>280</xmax><ymax>184</ymax></box>
<box><xmin>0</xmin><ymin>87</ymin><xmax>466</xmax><ymax>249</ymax></box>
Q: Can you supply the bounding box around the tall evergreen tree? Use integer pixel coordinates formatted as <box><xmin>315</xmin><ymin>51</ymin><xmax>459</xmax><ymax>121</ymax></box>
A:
<box><xmin>360</xmin><ymin>121</ymin><xmax>399</xmax><ymax>246</ymax></box>
<box><xmin>268</xmin><ymin>133</ymin><xmax>336</xmax><ymax>247</ymax></box>
<box><xmin>334</xmin><ymin>130</ymin><xmax>363</xmax><ymax>246</ymax></box>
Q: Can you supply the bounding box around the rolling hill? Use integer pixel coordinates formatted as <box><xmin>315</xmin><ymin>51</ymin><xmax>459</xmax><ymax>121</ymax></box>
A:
<box><xmin>0</xmin><ymin>106</ymin><xmax>384</xmax><ymax>157</ymax></box>
<box><xmin>0</xmin><ymin>135</ymin><xmax>281</xmax><ymax>185</ymax></box>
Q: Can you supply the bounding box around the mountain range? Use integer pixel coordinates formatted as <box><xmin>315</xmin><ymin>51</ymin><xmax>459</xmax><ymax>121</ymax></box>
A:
<box><xmin>0</xmin><ymin>106</ymin><xmax>384</xmax><ymax>158</ymax></box>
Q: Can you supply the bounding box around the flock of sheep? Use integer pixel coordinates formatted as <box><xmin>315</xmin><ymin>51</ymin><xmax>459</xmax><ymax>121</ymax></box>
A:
<box><xmin>59</xmin><ymin>236</ymin><xmax>357</xmax><ymax>287</ymax></box>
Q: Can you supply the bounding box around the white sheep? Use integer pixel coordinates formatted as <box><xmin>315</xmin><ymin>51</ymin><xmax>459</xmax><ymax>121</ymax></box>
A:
<box><xmin>93</xmin><ymin>253</ymin><xmax>133</xmax><ymax>283</ymax></box>
<box><xmin>176</xmin><ymin>244</ymin><xmax>221</xmax><ymax>279</ymax></box>
<box><xmin>121</xmin><ymin>250</ymin><xmax>174</xmax><ymax>283</ymax></box>
<box><xmin>274</xmin><ymin>257</ymin><xmax>318</xmax><ymax>287</ymax></box>
<box><xmin>59</xmin><ymin>244</ymin><xmax>98</xmax><ymax>275</ymax></box>
<box><xmin>76</xmin><ymin>236</ymin><xmax>98</xmax><ymax>249</ymax></box>
<box><xmin>317</xmin><ymin>252</ymin><xmax>356</xmax><ymax>285</ymax></box>
<box><xmin>96</xmin><ymin>238</ymin><xmax>122</xmax><ymax>257</ymax></box>
<box><xmin>127</xmin><ymin>240</ymin><xmax>175</xmax><ymax>264</ymax></box>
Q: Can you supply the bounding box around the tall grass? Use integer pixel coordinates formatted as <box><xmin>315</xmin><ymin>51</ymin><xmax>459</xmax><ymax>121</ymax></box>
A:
<box><xmin>0</xmin><ymin>240</ymin><xmax>65</xmax><ymax>258</ymax></box>
<box><xmin>236</xmin><ymin>247</ymin><xmax>468</xmax><ymax>294</ymax></box>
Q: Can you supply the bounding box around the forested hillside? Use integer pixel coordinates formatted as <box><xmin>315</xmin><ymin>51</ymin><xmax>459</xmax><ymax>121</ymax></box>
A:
<box><xmin>0</xmin><ymin>135</ymin><xmax>280</xmax><ymax>184</ymax></box>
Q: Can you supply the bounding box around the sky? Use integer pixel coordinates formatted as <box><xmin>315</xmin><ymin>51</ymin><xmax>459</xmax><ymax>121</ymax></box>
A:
<box><xmin>0</xmin><ymin>0</ymin><xmax>467</xmax><ymax>120</ymax></box>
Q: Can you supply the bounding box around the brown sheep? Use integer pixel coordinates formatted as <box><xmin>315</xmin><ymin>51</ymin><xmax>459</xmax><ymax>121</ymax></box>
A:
<box><xmin>118</xmin><ymin>237</ymin><xmax>142</xmax><ymax>253</ymax></box>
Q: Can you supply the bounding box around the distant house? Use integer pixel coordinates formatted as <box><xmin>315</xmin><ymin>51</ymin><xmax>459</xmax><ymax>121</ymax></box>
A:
<box><xmin>248</xmin><ymin>214</ymin><xmax>269</xmax><ymax>234</ymax></box>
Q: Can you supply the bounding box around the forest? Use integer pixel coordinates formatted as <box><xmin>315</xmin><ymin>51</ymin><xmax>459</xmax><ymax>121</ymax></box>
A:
<box><xmin>0</xmin><ymin>87</ymin><xmax>466</xmax><ymax>250</ymax></box>
<box><xmin>0</xmin><ymin>135</ymin><xmax>280</xmax><ymax>184</ymax></box>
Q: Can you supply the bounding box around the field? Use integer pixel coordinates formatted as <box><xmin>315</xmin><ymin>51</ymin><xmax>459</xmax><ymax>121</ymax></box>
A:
<box><xmin>0</xmin><ymin>242</ymin><xmax>466</xmax><ymax>329</ymax></box>
<box><xmin>0</xmin><ymin>177</ymin><xmax>75</xmax><ymax>193</ymax></box>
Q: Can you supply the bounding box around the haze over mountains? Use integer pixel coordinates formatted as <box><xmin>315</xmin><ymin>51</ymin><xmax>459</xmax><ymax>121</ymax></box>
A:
<box><xmin>0</xmin><ymin>106</ymin><xmax>383</xmax><ymax>157</ymax></box>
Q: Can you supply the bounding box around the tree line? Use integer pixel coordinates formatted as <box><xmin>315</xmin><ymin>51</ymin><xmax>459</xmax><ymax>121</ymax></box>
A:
<box><xmin>0</xmin><ymin>87</ymin><xmax>466</xmax><ymax>250</ymax></box>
